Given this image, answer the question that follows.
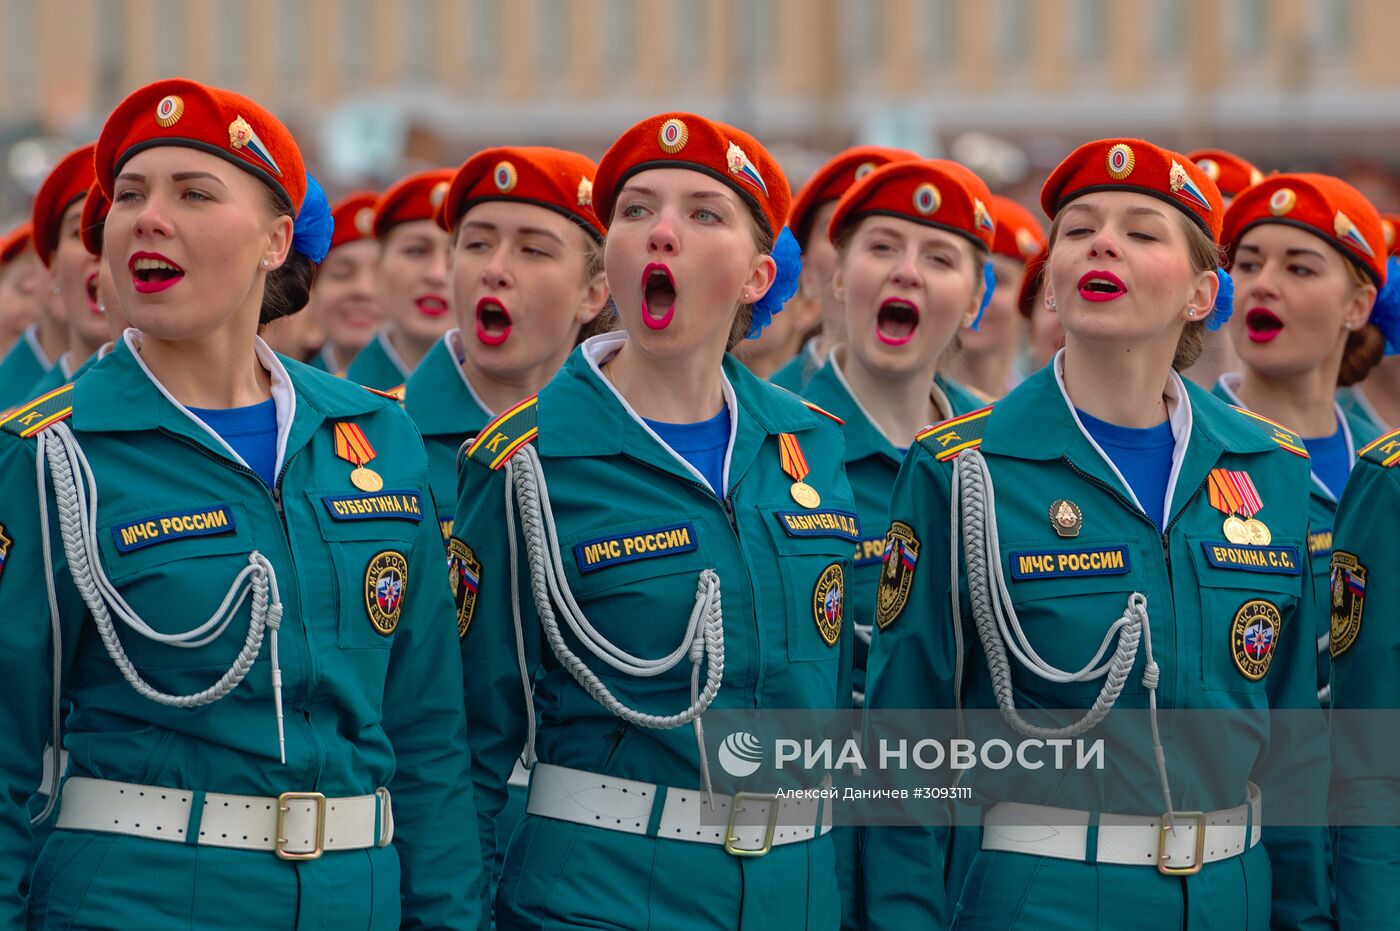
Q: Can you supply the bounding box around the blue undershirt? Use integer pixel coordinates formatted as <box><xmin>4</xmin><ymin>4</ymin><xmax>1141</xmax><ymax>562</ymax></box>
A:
<box><xmin>1077</xmin><ymin>408</ymin><xmax>1176</xmax><ymax>530</ymax></box>
<box><xmin>189</xmin><ymin>398</ymin><xmax>279</xmax><ymax>487</ymax></box>
<box><xmin>644</xmin><ymin>406</ymin><xmax>732</xmax><ymax>497</ymax></box>
<box><xmin>1302</xmin><ymin>422</ymin><xmax>1351</xmax><ymax>500</ymax></box>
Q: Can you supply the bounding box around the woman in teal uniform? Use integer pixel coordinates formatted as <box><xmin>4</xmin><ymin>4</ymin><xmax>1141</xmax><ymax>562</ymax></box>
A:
<box><xmin>770</xmin><ymin>146</ymin><xmax>918</xmax><ymax>394</ymax></box>
<box><xmin>406</xmin><ymin>145</ymin><xmax>608</xmax><ymax>544</ymax></box>
<box><xmin>1336</xmin><ymin>211</ymin><xmax>1400</xmax><ymax>435</ymax></box>
<box><xmin>0</xmin><ymin>224</ymin><xmax>39</xmax><ymax>361</ymax></box>
<box><xmin>800</xmin><ymin>158</ymin><xmax>992</xmax><ymax>708</ymax></box>
<box><xmin>1213</xmin><ymin>173</ymin><xmax>1398</xmax><ymax>706</ymax></box>
<box><xmin>1330</xmin><ymin>423</ymin><xmax>1400</xmax><ymax>928</ymax></box>
<box><xmin>863</xmin><ymin>138</ymin><xmax>1330</xmax><ymax>930</ymax></box>
<box><xmin>0</xmin><ymin>215</ymin><xmax>66</xmax><ymax>407</ymax></box>
<box><xmin>308</xmin><ymin>191</ymin><xmax>382</xmax><ymax>377</ymax></box>
<box><xmin>21</xmin><ymin>145</ymin><xmax>104</xmax><ymax>398</ymax></box>
<box><xmin>0</xmin><ymin>78</ymin><xmax>482</xmax><ymax>930</ymax></box>
<box><xmin>455</xmin><ymin>113</ymin><xmax>851</xmax><ymax>930</ymax></box>
<box><xmin>345</xmin><ymin>170</ymin><xmax>455</xmax><ymax>393</ymax></box>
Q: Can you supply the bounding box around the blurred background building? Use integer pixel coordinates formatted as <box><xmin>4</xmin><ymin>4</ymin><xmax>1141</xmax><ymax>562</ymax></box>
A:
<box><xmin>3</xmin><ymin>0</ymin><xmax>1399</xmax><ymax>226</ymax></box>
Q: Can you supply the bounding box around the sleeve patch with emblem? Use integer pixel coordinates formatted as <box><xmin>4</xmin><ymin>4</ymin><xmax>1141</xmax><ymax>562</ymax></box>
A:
<box><xmin>1330</xmin><ymin>551</ymin><xmax>1366</xmax><ymax>658</ymax></box>
<box><xmin>1231</xmin><ymin>599</ymin><xmax>1281</xmax><ymax>681</ymax></box>
<box><xmin>813</xmin><ymin>562</ymin><xmax>844</xmax><ymax>646</ymax></box>
<box><xmin>875</xmin><ymin>520</ymin><xmax>920</xmax><ymax>630</ymax></box>
<box><xmin>0</xmin><ymin>523</ymin><xmax>11</xmax><ymax>580</ymax></box>
<box><xmin>365</xmin><ymin>550</ymin><xmax>409</xmax><ymax>636</ymax></box>
<box><xmin>447</xmin><ymin>538</ymin><xmax>481</xmax><ymax>639</ymax></box>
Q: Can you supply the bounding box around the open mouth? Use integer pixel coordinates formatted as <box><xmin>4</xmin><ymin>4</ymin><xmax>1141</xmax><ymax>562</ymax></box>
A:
<box><xmin>641</xmin><ymin>263</ymin><xmax>677</xmax><ymax>330</ymax></box>
<box><xmin>875</xmin><ymin>298</ymin><xmax>920</xmax><ymax>346</ymax></box>
<box><xmin>129</xmin><ymin>252</ymin><xmax>185</xmax><ymax>294</ymax></box>
<box><xmin>415</xmin><ymin>295</ymin><xmax>450</xmax><ymax>317</ymax></box>
<box><xmin>475</xmin><ymin>297</ymin><xmax>513</xmax><ymax>346</ymax></box>
<box><xmin>1245</xmin><ymin>307</ymin><xmax>1284</xmax><ymax>344</ymax></box>
<box><xmin>85</xmin><ymin>273</ymin><xmax>102</xmax><ymax>314</ymax></box>
<box><xmin>1077</xmin><ymin>270</ymin><xmax>1126</xmax><ymax>303</ymax></box>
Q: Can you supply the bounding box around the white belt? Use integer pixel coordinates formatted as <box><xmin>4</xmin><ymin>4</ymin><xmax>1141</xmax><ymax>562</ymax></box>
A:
<box><xmin>982</xmin><ymin>782</ymin><xmax>1261</xmax><ymax>876</ymax></box>
<box><xmin>56</xmin><ymin>776</ymin><xmax>394</xmax><ymax>860</ymax></box>
<box><xmin>526</xmin><ymin>763</ymin><xmax>832</xmax><ymax>857</ymax></box>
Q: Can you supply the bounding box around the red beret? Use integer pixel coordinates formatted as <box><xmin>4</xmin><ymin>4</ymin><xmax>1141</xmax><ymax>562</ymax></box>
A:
<box><xmin>96</xmin><ymin>78</ymin><xmax>306</xmax><ymax>211</ymax></box>
<box><xmin>989</xmin><ymin>195</ymin><xmax>1047</xmax><ymax>263</ymax></box>
<box><xmin>32</xmin><ymin>143</ymin><xmax>96</xmax><ymax>267</ymax></box>
<box><xmin>1186</xmin><ymin>149</ymin><xmax>1265</xmax><ymax>199</ymax></box>
<box><xmin>438</xmin><ymin>146</ymin><xmax>603</xmax><ymax>241</ymax></box>
<box><xmin>1380</xmin><ymin>213</ymin><xmax>1400</xmax><ymax>258</ymax></box>
<box><xmin>80</xmin><ymin>182</ymin><xmax>111</xmax><ymax>257</ymax></box>
<box><xmin>328</xmin><ymin>191</ymin><xmax>379</xmax><ymax>254</ymax></box>
<box><xmin>373</xmin><ymin>169</ymin><xmax>454</xmax><ymax>237</ymax></box>
<box><xmin>0</xmin><ymin>222</ymin><xmax>33</xmax><ymax>266</ymax></box>
<box><xmin>1222</xmin><ymin>173</ymin><xmax>1388</xmax><ymax>285</ymax></box>
<box><xmin>788</xmin><ymin>145</ymin><xmax>920</xmax><ymax>247</ymax></box>
<box><xmin>1041</xmin><ymin>138</ymin><xmax>1224</xmax><ymax>242</ymax></box>
<box><xmin>827</xmin><ymin>158</ymin><xmax>997</xmax><ymax>251</ymax></box>
<box><xmin>593</xmin><ymin>112</ymin><xmax>791</xmax><ymax>241</ymax></box>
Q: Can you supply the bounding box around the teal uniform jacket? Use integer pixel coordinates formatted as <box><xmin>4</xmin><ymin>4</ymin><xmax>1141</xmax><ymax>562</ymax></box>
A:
<box><xmin>0</xmin><ymin>328</ymin><xmax>54</xmax><ymax>410</ymax></box>
<box><xmin>1329</xmin><ymin>426</ymin><xmax>1400</xmax><ymax>929</ymax></box>
<box><xmin>403</xmin><ymin>332</ymin><xmax>493</xmax><ymax>544</ymax></box>
<box><xmin>454</xmin><ymin>333</ymin><xmax>855</xmax><ymax>929</ymax></box>
<box><xmin>346</xmin><ymin>330</ymin><xmax>412</xmax><ymax>392</ymax></box>
<box><xmin>1214</xmin><ymin>374</ymin><xmax>1382</xmax><ymax>704</ymax></box>
<box><xmin>799</xmin><ymin>354</ymin><xmax>983</xmax><ymax>706</ymax></box>
<box><xmin>770</xmin><ymin>341</ymin><xmax>823</xmax><ymax>394</ymax></box>
<box><xmin>1336</xmin><ymin>384</ymin><xmax>1388</xmax><ymax>438</ymax></box>
<box><xmin>23</xmin><ymin>349</ymin><xmax>104</xmax><ymax>402</ymax></box>
<box><xmin>310</xmin><ymin>345</ymin><xmax>353</xmax><ymax>377</ymax></box>
<box><xmin>864</xmin><ymin>362</ymin><xmax>1330</xmax><ymax>930</ymax></box>
<box><xmin>0</xmin><ymin>337</ymin><xmax>484</xmax><ymax>930</ymax></box>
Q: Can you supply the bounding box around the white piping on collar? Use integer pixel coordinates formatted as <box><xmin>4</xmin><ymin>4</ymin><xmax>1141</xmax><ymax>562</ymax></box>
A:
<box><xmin>1216</xmin><ymin>371</ymin><xmax>1352</xmax><ymax>503</ymax></box>
<box><xmin>1350</xmin><ymin>386</ymin><xmax>1387</xmax><ymax>433</ymax></box>
<box><xmin>123</xmin><ymin>328</ymin><xmax>297</xmax><ymax>481</ymax></box>
<box><xmin>24</xmin><ymin>325</ymin><xmax>53</xmax><ymax>370</ymax></box>
<box><xmin>377</xmin><ymin>329</ymin><xmax>412</xmax><ymax>380</ymax></box>
<box><xmin>582</xmin><ymin>331</ymin><xmax>737</xmax><ymax>498</ymax></box>
<box><xmin>828</xmin><ymin>347</ymin><xmax>950</xmax><ymax>452</ymax></box>
<box><xmin>445</xmin><ymin>328</ymin><xmax>496</xmax><ymax>419</ymax></box>
<box><xmin>57</xmin><ymin>352</ymin><xmax>77</xmax><ymax>380</ymax></box>
<box><xmin>320</xmin><ymin>344</ymin><xmax>343</xmax><ymax>375</ymax></box>
<box><xmin>1053</xmin><ymin>348</ymin><xmax>1193</xmax><ymax>527</ymax></box>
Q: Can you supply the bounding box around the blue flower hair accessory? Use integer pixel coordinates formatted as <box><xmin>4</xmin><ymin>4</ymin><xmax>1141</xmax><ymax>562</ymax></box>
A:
<box><xmin>291</xmin><ymin>174</ymin><xmax>334</xmax><ymax>264</ymax></box>
<box><xmin>968</xmin><ymin>260</ymin><xmax>997</xmax><ymax>332</ymax></box>
<box><xmin>1207</xmin><ymin>266</ymin><xmax>1234</xmax><ymax>331</ymax></box>
<box><xmin>746</xmin><ymin>226</ymin><xmax>803</xmax><ymax>340</ymax></box>
<box><xmin>1370</xmin><ymin>255</ymin><xmax>1400</xmax><ymax>355</ymax></box>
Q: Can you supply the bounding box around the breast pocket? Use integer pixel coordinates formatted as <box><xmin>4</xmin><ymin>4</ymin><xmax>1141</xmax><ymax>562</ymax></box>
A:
<box><xmin>561</xmin><ymin>518</ymin><xmax>717</xmax><ymax>660</ymax></box>
<box><xmin>1190</xmin><ymin>535</ymin><xmax>1305</xmax><ymax>696</ymax></box>
<box><xmin>763</xmin><ymin>509</ymin><xmax>859</xmax><ymax>662</ymax></box>
<box><xmin>99</xmin><ymin>501</ymin><xmax>260</xmax><ymax>671</ymax></box>
<box><xmin>1001</xmin><ymin>540</ymin><xmax>1144</xmax><ymax>705</ymax></box>
<box><xmin>308</xmin><ymin>488</ymin><xmax>423</xmax><ymax>650</ymax></box>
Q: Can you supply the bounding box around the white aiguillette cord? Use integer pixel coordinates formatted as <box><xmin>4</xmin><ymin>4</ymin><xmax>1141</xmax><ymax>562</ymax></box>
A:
<box><xmin>503</xmin><ymin>443</ymin><xmax>727</xmax><ymax>806</ymax></box>
<box><xmin>950</xmin><ymin>447</ymin><xmax>1178</xmax><ymax>829</ymax></box>
<box><xmin>32</xmin><ymin>422</ymin><xmax>286</xmax><ymax>826</ymax></box>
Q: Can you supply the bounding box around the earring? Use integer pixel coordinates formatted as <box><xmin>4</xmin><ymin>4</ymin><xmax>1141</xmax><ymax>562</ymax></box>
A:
<box><xmin>261</xmin><ymin>258</ymin><xmax>270</xmax><ymax>268</ymax></box>
<box><xmin>1187</xmin><ymin>308</ymin><xmax>1198</xmax><ymax>318</ymax></box>
<box><xmin>52</xmin><ymin>286</ymin><xmax>62</xmax><ymax>296</ymax></box>
<box><xmin>1048</xmin><ymin>297</ymin><xmax>1056</xmax><ymax>309</ymax></box>
<box><xmin>1344</xmin><ymin>321</ymin><xmax>1353</xmax><ymax>330</ymax></box>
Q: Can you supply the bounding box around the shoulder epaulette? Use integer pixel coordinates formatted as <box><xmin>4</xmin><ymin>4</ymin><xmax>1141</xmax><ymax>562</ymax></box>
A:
<box><xmin>1230</xmin><ymin>406</ymin><xmax>1309</xmax><ymax>458</ymax></box>
<box><xmin>915</xmin><ymin>405</ymin><xmax>994</xmax><ymax>461</ymax></box>
<box><xmin>1</xmin><ymin>384</ymin><xmax>74</xmax><ymax>438</ymax></box>
<box><xmin>1358</xmin><ymin>427</ymin><xmax>1400</xmax><ymax>468</ymax></box>
<box><xmin>466</xmin><ymin>395</ymin><xmax>539</xmax><ymax>470</ymax></box>
<box><xmin>363</xmin><ymin>384</ymin><xmax>405</xmax><ymax>402</ymax></box>
<box><xmin>801</xmin><ymin>399</ymin><xmax>844</xmax><ymax>425</ymax></box>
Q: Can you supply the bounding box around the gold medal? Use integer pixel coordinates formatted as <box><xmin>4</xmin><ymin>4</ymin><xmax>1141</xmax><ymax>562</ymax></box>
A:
<box><xmin>779</xmin><ymin>433</ymin><xmax>820</xmax><ymax>509</ymax></box>
<box><xmin>1245</xmin><ymin>518</ymin><xmax>1271</xmax><ymax>546</ymax></box>
<box><xmin>1223</xmin><ymin>515</ymin><xmax>1250</xmax><ymax>545</ymax></box>
<box><xmin>351</xmin><ymin>466</ymin><xmax>384</xmax><ymax>492</ymax></box>
<box><xmin>790</xmin><ymin>481</ymin><xmax>821</xmax><ymax>509</ymax></box>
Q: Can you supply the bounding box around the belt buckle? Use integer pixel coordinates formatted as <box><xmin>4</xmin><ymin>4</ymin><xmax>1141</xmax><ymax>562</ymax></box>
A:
<box><xmin>1156</xmin><ymin>810</ymin><xmax>1207</xmax><ymax>876</ymax></box>
<box><xmin>275</xmin><ymin>791</ymin><xmax>327</xmax><ymax>860</ymax></box>
<box><xmin>724</xmin><ymin>792</ymin><xmax>781</xmax><ymax>858</ymax></box>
